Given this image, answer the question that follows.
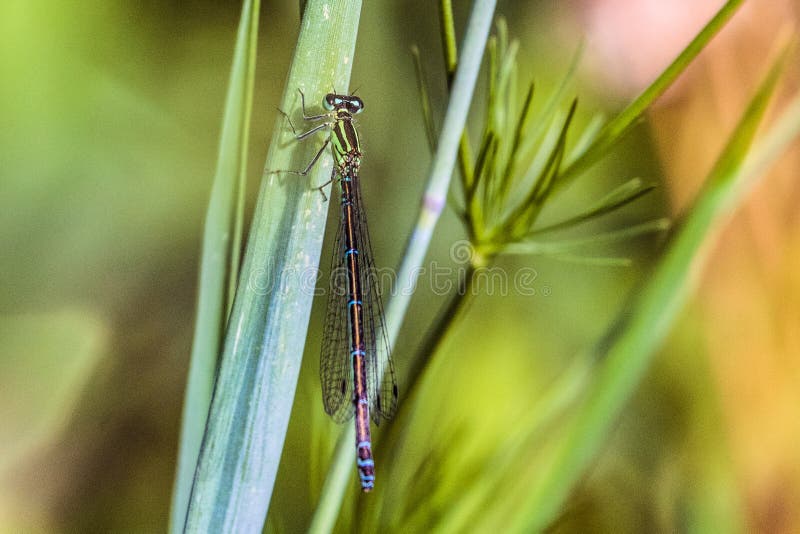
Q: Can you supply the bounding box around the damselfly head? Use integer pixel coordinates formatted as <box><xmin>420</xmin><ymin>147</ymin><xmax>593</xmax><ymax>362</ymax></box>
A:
<box><xmin>323</xmin><ymin>93</ymin><xmax>365</xmax><ymax>115</ymax></box>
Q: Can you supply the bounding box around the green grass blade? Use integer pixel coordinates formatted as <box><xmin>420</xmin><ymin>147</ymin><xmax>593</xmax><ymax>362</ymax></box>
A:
<box><xmin>531</xmin><ymin>98</ymin><xmax>577</xmax><ymax>202</ymax></box>
<box><xmin>516</xmin><ymin>40</ymin><xmax>796</xmax><ymax>532</ymax></box>
<box><xmin>505</xmin><ymin>218</ymin><xmax>670</xmax><ymax>255</ymax></box>
<box><xmin>469</xmin><ymin>130</ymin><xmax>497</xmax><ymax>214</ymax></box>
<box><xmin>385</xmin><ymin>0</ymin><xmax>497</xmax><ymax>359</ymax></box>
<box><xmin>564</xmin><ymin>112</ymin><xmax>604</xmax><ymax>166</ymax></box>
<box><xmin>529</xmin><ymin>41</ymin><xmax>582</xmax><ymax>139</ymax></box>
<box><xmin>306</xmin><ymin>427</ymin><xmax>354</xmax><ymax>533</ymax></box>
<box><xmin>505</xmin><ymin>98</ymin><xmax>576</xmax><ymax>235</ymax></box>
<box><xmin>438</xmin><ymin>0</ymin><xmax>458</xmax><ymax>85</ymax></box>
<box><xmin>498</xmin><ymin>82</ymin><xmax>534</xmax><ymax>198</ymax></box>
<box><xmin>170</xmin><ymin>2</ymin><xmax>260</xmax><ymax>533</ymax></box>
<box><xmin>228</xmin><ymin>7</ymin><xmax>259</xmax><ymax>312</ymax></box>
<box><xmin>411</xmin><ymin>45</ymin><xmax>438</xmax><ymax>153</ymax></box>
<box><xmin>308</xmin><ymin>1</ymin><xmax>497</xmax><ymax>531</ymax></box>
<box><xmin>439</xmin><ymin>0</ymin><xmax>475</xmax><ymax>188</ymax></box>
<box><xmin>438</xmin><ymin>357</ymin><xmax>593</xmax><ymax>532</ymax></box>
<box><xmin>556</xmin><ymin>0</ymin><xmax>744</xmax><ymax>190</ymax></box>
<box><xmin>513</xmin><ymin>43</ymin><xmax>582</xmax><ymax>177</ymax></box>
<box><xmin>529</xmin><ymin>178</ymin><xmax>657</xmax><ymax>235</ymax></box>
<box><xmin>182</xmin><ymin>2</ymin><xmax>363</xmax><ymax>532</ymax></box>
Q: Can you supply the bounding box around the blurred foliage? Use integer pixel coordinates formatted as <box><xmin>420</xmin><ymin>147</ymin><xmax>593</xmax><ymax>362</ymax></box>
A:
<box><xmin>1</xmin><ymin>0</ymin><xmax>798</xmax><ymax>533</ymax></box>
<box><xmin>0</xmin><ymin>311</ymin><xmax>105</xmax><ymax>475</ymax></box>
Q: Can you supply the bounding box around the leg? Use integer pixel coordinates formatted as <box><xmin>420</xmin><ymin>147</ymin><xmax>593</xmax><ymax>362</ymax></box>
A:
<box><xmin>268</xmin><ymin>138</ymin><xmax>330</xmax><ymax>177</ymax></box>
<box><xmin>314</xmin><ymin>168</ymin><xmax>337</xmax><ymax>202</ymax></box>
<box><xmin>270</xmin><ymin>90</ymin><xmax>335</xmax><ymax>200</ymax></box>
<box><xmin>275</xmin><ymin>88</ymin><xmax>330</xmax><ymax>138</ymax></box>
<box><xmin>298</xmin><ymin>89</ymin><xmax>329</xmax><ymax>121</ymax></box>
<box><xmin>276</xmin><ymin>107</ymin><xmax>330</xmax><ymax>140</ymax></box>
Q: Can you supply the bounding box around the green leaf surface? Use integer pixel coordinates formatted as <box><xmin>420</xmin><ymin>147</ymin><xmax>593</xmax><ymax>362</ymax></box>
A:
<box><xmin>181</xmin><ymin>1</ymin><xmax>362</xmax><ymax>533</ymax></box>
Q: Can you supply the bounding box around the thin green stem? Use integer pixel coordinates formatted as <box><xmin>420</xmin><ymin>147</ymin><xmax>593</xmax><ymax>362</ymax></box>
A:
<box><xmin>438</xmin><ymin>0</ymin><xmax>458</xmax><ymax>85</ymax></box>
<box><xmin>439</xmin><ymin>0</ymin><xmax>475</xmax><ymax>189</ymax></box>
<box><xmin>307</xmin><ymin>1</ymin><xmax>497</xmax><ymax>530</ymax></box>
<box><xmin>386</xmin><ymin>0</ymin><xmax>496</xmax><ymax>351</ymax></box>
<box><xmin>528</xmin><ymin>178</ymin><xmax>656</xmax><ymax>236</ymax></box>
<box><xmin>307</xmin><ymin>432</ymin><xmax>354</xmax><ymax>533</ymax></box>
<box><xmin>439</xmin><ymin>356</ymin><xmax>594</xmax><ymax>533</ymax></box>
<box><xmin>412</xmin><ymin>45</ymin><xmax>438</xmax><ymax>152</ymax></box>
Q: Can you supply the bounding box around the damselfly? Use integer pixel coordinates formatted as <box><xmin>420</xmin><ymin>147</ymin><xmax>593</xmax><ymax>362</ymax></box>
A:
<box><xmin>273</xmin><ymin>90</ymin><xmax>398</xmax><ymax>492</ymax></box>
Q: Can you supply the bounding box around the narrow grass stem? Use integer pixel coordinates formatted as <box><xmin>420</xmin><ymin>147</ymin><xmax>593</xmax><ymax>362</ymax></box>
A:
<box><xmin>308</xmin><ymin>1</ymin><xmax>497</xmax><ymax>530</ymax></box>
<box><xmin>439</xmin><ymin>0</ymin><xmax>476</xmax><ymax>188</ymax></box>
<box><xmin>385</xmin><ymin>0</ymin><xmax>497</xmax><ymax>339</ymax></box>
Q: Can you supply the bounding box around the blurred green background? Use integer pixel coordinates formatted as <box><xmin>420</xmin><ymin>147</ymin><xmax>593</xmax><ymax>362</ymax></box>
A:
<box><xmin>1</xmin><ymin>1</ymin><xmax>798</xmax><ymax>532</ymax></box>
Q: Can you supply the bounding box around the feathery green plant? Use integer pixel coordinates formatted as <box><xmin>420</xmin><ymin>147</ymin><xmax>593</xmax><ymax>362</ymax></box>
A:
<box><xmin>394</xmin><ymin>0</ymin><xmax>750</xmax><ymax>400</ymax></box>
<box><xmin>419</xmin><ymin>6</ymin><xmax>738</xmax><ymax>271</ymax></box>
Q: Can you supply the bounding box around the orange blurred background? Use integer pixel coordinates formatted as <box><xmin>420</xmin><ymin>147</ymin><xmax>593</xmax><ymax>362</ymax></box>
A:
<box><xmin>579</xmin><ymin>0</ymin><xmax>800</xmax><ymax>531</ymax></box>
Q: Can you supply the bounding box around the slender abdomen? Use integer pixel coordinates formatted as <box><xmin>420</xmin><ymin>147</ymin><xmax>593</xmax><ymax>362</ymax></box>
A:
<box><xmin>340</xmin><ymin>175</ymin><xmax>375</xmax><ymax>491</ymax></box>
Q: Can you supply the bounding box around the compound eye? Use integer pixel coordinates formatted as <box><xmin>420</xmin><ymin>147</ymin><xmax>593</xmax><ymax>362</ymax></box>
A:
<box><xmin>348</xmin><ymin>97</ymin><xmax>364</xmax><ymax>114</ymax></box>
<box><xmin>322</xmin><ymin>94</ymin><xmax>335</xmax><ymax>110</ymax></box>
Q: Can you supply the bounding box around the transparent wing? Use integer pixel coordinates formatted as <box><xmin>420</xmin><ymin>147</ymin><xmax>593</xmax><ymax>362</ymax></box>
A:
<box><xmin>319</xmin><ymin>216</ymin><xmax>355</xmax><ymax>423</ymax></box>
<box><xmin>352</xmin><ymin>175</ymin><xmax>398</xmax><ymax>424</ymax></box>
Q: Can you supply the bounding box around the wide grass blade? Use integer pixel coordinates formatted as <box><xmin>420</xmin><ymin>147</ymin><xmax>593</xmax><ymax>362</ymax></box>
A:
<box><xmin>182</xmin><ymin>1</ymin><xmax>363</xmax><ymax>532</ymax></box>
<box><xmin>170</xmin><ymin>1</ymin><xmax>260</xmax><ymax>532</ymax></box>
<box><xmin>516</xmin><ymin>38</ymin><xmax>797</xmax><ymax>532</ymax></box>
